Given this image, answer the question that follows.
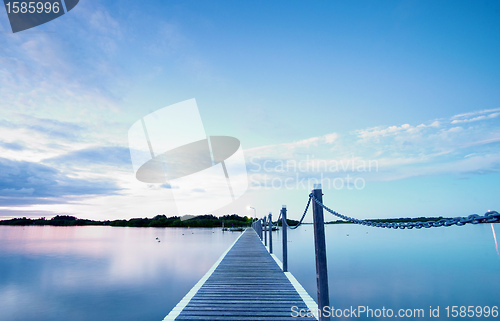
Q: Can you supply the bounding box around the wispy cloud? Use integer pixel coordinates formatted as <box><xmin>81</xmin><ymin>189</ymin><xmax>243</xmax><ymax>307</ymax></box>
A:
<box><xmin>0</xmin><ymin>116</ymin><xmax>91</xmax><ymax>163</ymax></box>
<box><xmin>355</xmin><ymin>123</ymin><xmax>413</xmax><ymax>140</ymax></box>
<box><xmin>20</xmin><ymin>114</ymin><xmax>85</xmax><ymax>141</ymax></box>
<box><xmin>451</xmin><ymin>107</ymin><xmax>500</xmax><ymax>120</ymax></box>
<box><xmin>45</xmin><ymin>146</ymin><xmax>132</xmax><ymax>168</ymax></box>
<box><xmin>450</xmin><ymin>108</ymin><xmax>500</xmax><ymax>124</ymax></box>
<box><xmin>245</xmin><ymin>108</ymin><xmax>500</xmax><ymax>187</ymax></box>
<box><xmin>0</xmin><ymin>157</ymin><xmax>120</xmax><ymax>206</ymax></box>
<box><xmin>0</xmin><ymin>141</ymin><xmax>25</xmax><ymax>151</ymax></box>
<box><xmin>0</xmin><ymin>3</ymin><xmax>126</xmax><ymax>136</ymax></box>
<box><xmin>0</xmin><ymin>110</ymin><xmax>130</xmax><ymax>211</ymax></box>
<box><xmin>1</xmin><ymin>106</ymin><xmax>498</xmax><ymax>217</ymax></box>
<box><xmin>75</xmin><ymin>4</ymin><xmax>123</xmax><ymax>56</ymax></box>
<box><xmin>148</xmin><ymin>22</ymin><xmax>189</xmax><ymax>56</ymax></box>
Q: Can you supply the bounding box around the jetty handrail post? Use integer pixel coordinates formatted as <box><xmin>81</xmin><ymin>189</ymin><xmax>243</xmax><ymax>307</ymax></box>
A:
<box><xmin>281</xmin><ymin>205</ymin><xmax>288</xmax><ymax>272</ymax></box>
<box><xmin>263</xmin><ymin>216</ymin><xmax>267</xmax><ymax>246</ymax></box>
<box><xmin>268</xmin><ymin>212</ymin><xmax>273</xmax><ymax>254</ymax></box>
<box><xmin>312</xmin><ymin>184</ymin><xmax>330</xmax><ymax>321</ymax></box>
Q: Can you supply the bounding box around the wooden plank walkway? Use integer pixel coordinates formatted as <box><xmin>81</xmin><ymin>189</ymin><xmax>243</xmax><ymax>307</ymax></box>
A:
<box><xmin>164</xmin><ymin>228</ymin><xmax>318</xmax><ymax>320</ymax></box>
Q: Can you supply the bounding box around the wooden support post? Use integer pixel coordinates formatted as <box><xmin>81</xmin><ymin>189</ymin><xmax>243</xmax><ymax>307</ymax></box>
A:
<box><xmin>263</xmin><ymin>216</ymin><xmax>267</xmax><ymax>246</ymax></box>
<box><xmin>268</xmin><ymin>212</ymin><xmax>273</xmax><ymax>254</ymax></box>
<box><xmin>281</xmin><ymin>205</ymin><xmax>288</xmax><ymax>272</ymax></box>
<box><xmin>312</xmin><ymin>184</ymin><xmax>330</xmax><ymax>321</ymax></box>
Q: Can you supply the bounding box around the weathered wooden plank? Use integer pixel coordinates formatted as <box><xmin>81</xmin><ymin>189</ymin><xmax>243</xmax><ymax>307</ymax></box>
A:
<box><xmin>182</xmin><ymin>303</ymin><xmax>310</xmax><ymax>307</ymax></box>
<box><xmin>164</xmin><ymin>229</ymin><xmax>318</xmax><ymax>320</ymax></box>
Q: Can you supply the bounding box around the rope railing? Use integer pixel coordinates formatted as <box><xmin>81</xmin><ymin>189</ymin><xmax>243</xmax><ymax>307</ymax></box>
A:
<box><xmin>310</xmin><ymin>193</ymin><xmax>500</xmax><ymax>229</ymax></box>
<box><xmin>253</xmin><ymin>191</ymin><xmax>500</xmax><ymax>235</ymax></box>
<box><xmin>284</xmin><ymin>195</ymin><xmax>312</xmax><ymax>229</ymax></box>
<box><xmin>271</xmin><ymin>211</ymin><xmax>281</xmax><ymax>228</ymax></box>
<box><xmin>251</xmin><ymin>185</ymin><xmax>499</xmax><ymax>321</ymax></box>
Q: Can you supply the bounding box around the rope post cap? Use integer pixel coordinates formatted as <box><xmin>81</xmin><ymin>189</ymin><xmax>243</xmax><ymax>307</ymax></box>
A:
<box><xmin>313</xmin><ymin>183</ymin><xmax>322</xmax><ymax>190</ymax></box>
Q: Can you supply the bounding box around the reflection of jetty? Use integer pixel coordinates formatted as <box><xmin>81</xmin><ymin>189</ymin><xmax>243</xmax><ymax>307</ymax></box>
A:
<box><xmin>222</xmin><ymin>222</ymin><xmax>247</xmax><ymax>232</ymax></box>
<box><xmin>164</xmin><ymin>229</ymin><xmax>317</xmax><ymax>320</ymax></box>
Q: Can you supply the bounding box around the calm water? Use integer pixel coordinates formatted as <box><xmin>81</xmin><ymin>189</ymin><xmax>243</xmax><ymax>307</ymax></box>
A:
<box><xmin>1</xmin><ymin>224</ymin><xmax>499</xmax><ymax>321</ymax></box>
<box><xmin>273</xmin><ymin>223</ymin><xmax>500</xmax><ymax>320</ymax></box>
<box><xmin>0</xmin><ymin>226</ymin><xmax>240</xmax><ymax>321</ymax></box>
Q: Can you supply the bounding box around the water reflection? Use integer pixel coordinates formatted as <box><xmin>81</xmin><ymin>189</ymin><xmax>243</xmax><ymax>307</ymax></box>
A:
<box><xmin>3</xmin><ymin>224</ymin><xmax>499</xmax><ymax>321</ymax></box>
<box><xmin>491</xmin><ymin>224</ymin><xmax>499</xmax><ymax>256</ymax></box>
<box><xmin>0</xmin><ymin>226</ymin><xmax>240</xmax><ymax>321</ymax></box>
<box><xmin>273</xmin><ymin>224</ymin><xmax>500</xmax><ymax>320</ymax></box>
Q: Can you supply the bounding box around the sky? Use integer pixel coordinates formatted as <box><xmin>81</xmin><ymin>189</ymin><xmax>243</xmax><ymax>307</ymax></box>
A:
<box><xmin>0</xmin><ymin>0</ymin><xmax>499</xmax><ymax>222</ymax></box>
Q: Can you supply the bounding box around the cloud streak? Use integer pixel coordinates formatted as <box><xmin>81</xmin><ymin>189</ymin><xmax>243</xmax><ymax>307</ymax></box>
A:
<box><xmin>0</xmin><ymin>157</ymin><xmax>120</xmax><ymax>206</ymax></box>
<box><xmin>451</xmin><ymin>108</ymin><xmax>500</xmax><ymax>124</ymax></box>
<box><xmin>245</xmin><ymin>108</ymin><xmax>500</xmax><ymax>187</ymax></box>
<box><xmin>45</xmin><ymin>146</ymin><xmax>132</xmax><ymax>168</ymax></box>
<box><xmin>1</xmin><ymin>106</ymin><xmax>498</xmax><ymax>216</ymax></box>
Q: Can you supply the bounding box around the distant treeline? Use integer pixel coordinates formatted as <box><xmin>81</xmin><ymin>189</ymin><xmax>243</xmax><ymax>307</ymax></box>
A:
<box><xmin>0</xmin><ymin>214</ymin><xmax>254</xmax><ymax>228</ymax></box>
<box><xmin>4</xmin><ymin>215</ymin><xmax>482</xmax><ymax>228</ymax></box>
<box><xmin>276</xmin><ymin>219</ymin><xmax>300</xmax><ymax>227</ymax></box>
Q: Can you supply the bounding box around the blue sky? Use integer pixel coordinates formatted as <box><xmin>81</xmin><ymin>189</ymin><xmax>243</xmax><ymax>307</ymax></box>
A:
<box><xmin>0</xmin><ymin>0</ymin><xmax>499</xmax><ymax>221</ymax></box>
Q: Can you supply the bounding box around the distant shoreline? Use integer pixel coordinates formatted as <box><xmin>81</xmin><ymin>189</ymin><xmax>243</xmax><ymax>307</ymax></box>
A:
<box><xmin>1</xmin><ymin>214</ymin><xmax>496</xmax><ymax>228</ymax></box>
<box><xmin>0</xmin><ymin>214</ymin><xmax>254</xmax><ymax>228</ymax></box>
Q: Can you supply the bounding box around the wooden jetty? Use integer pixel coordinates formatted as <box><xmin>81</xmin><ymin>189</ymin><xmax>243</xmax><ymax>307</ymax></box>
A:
<box><xmin>164</xmin><ymin>228</ymin><xmax>318</xmax><ymax>320</ymax></box>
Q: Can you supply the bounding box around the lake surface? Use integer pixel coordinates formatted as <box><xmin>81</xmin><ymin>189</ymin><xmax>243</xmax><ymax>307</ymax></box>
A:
<box><xmin>273</xmin><ymin>223</ymin><xmax>500</xmax><ymax>320</ymax></box>
<box><xmin>0</xmin><ymin>226</ymin><xmax>240</xmax><ymax>321</ymax></box>
<box><xmin>1</xmin><ymin>224</ymin><xmax>499</xmax><ymax>320</ymax></box>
